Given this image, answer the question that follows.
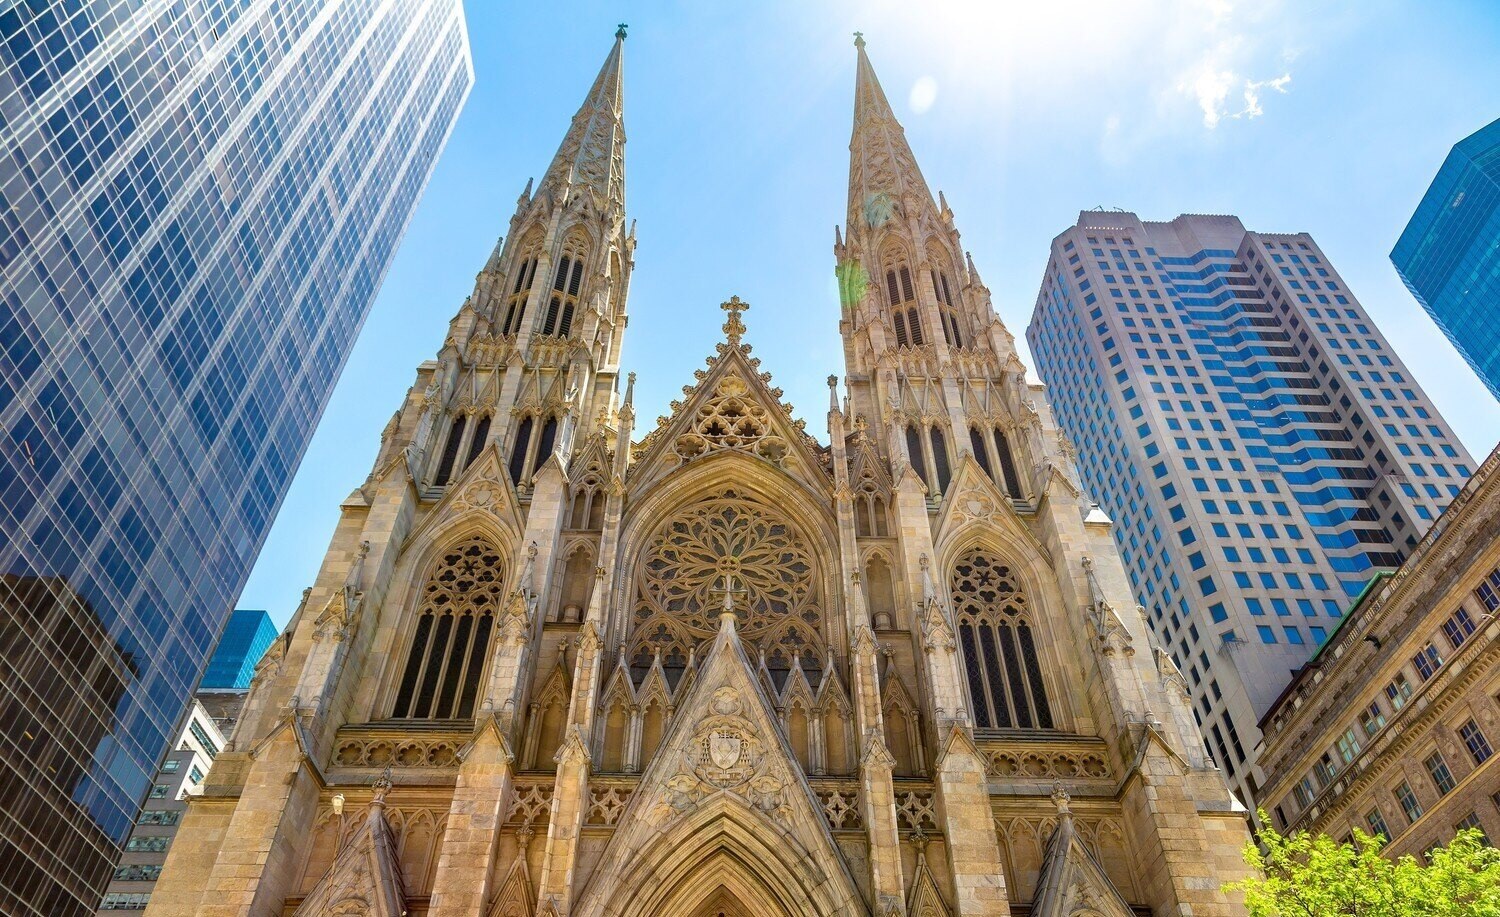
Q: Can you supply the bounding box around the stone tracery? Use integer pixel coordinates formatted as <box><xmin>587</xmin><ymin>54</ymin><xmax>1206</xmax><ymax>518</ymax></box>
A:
<box><xmin>630</xmin><ymin>489</ymin><xmax>826</xmax><ymax>673</ymax></box>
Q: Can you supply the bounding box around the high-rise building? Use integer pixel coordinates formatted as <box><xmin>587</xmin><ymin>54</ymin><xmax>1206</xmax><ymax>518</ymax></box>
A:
<box><xmin>200</xmin><ymin>610</ymin><xmax>276</xmax><ymax>691</ymax></box>
<box><xmin>143</xmin><ymin>33</ymin><xmax>1254</xmax><ymax>917</ymax></box>
<box><xmin>1026</xmin><ymin>211</ymin><xmax>1475</xmax><ymax>806</ymax></box>
<box><xmin>0</xmin><ymin>3</ymin><xmax>472</xmax><ymax>913</ymax></box>
<box><xmin>1391</xmin><ymin>117</ymin><xmax>1500</xmax><ymax>399</ymax></box>
<box><xmin>95</xmin><ymin>701</ymin><xmax>227</xmax><ymax>914</ymax></box>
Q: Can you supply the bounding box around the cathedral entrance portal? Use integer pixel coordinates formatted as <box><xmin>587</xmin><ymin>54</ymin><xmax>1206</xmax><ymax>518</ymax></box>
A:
<box><xmin>689</xmin><ymin>888</ymin><xmax>770</xmax><ymax>917</ymax></box>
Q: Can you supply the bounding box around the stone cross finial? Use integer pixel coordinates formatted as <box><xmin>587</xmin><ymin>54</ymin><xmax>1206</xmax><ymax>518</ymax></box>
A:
<box><xmin>853</xmin><ymin>31</ymin><xmax>865</xmax><ymax>48</ymax></box>
<box><xmin>720</xmin><ymin>295</ymin><xmax>749</xmax><ymax>345</ymax></box>
<box><xmin>616</xmin><ymin>23</ymin><xmax>628</xmax><ymax>39</ymax></box>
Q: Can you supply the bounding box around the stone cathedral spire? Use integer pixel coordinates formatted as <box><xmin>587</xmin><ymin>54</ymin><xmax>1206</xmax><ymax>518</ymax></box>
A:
<box><xmin>539</xmin><ymin>24</ymin><xmax>627</xmax><ymax>212</ymax></box>
<box><xmin>838</xmin><ymin>36</ymin><xmax>1028</xmax><ymax>510</ymax></box>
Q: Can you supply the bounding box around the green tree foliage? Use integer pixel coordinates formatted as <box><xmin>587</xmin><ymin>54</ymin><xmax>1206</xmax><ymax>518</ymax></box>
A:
<box><xmin>1226</xmin><ymin>811</ymin><xmax>1500</xmax><ymax>916</ymax></box>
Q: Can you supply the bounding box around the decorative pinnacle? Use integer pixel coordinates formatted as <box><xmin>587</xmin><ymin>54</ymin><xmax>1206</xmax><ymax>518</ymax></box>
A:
<box><xmin>720</xmin><ymin>295</ymin><xmax>749</xmax><ymax>346</ymax></box>
<box><xmin>853</xmin><ymin>31</ymin><xmax>865</xmax><ymax>49</ymax></box>
<box><xmin>616</xmin><ymin>22</ymin><xmax>628</xmax><ymax>39</ymax></box>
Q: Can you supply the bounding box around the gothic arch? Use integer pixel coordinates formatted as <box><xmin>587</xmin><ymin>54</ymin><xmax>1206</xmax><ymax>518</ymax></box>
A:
<box><xmin>500</xmin><ymin>225</ymin><xmax>545</xmax><ymax>336</ymax></box>
<box><xmin>572</xmin><ymin>795</ymin><xmax>863</xmax><ymax>917</ymax></box>
<box><xmin>384</xmin><ymin>536</ymin><xmax>507</xmax><ymax>721</ymax></box>
<box><xmin>622</xmin><ymin>486</ymin><xmax>832</xmax><ymax>693</ymax></box>
<box><xmin>940</xmin><ymin>533</ymin><xmax>1072</xmax><ymax>732</ymax></box>
<box><xmin>551</xmin><ymin>538</ymin><xmax>596</xmax><ymax>623</ymax></box>
<box><xmin>366</xmin><ymin>525</ymin><xmax>516</xmax><ymax>721</ymax></box>
<box><xmin>860</xmin><ymin>546</ymin><xmax>903</xmax><ymax>630</ymax></box>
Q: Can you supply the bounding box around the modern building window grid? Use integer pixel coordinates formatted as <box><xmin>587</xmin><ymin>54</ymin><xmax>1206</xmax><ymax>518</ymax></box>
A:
<box><xmin>0</xmin><ymin>2</ymin><xmax>471</xmax><ymax>914</ymax></box>
<box><xmin>1026</xmin><ymin>213</ymin><xmax>1472</xmax><ymax>807</ymax></box>
<box><xmin>7</xmin><ymin>2</ymin><xmax>464</xmax><ymax>800</ymax></box>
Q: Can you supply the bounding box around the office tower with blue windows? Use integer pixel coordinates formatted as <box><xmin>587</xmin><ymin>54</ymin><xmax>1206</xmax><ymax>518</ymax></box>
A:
<box><xmin>200</xmin><ymin>609</ymin><xmax>276</xmax><ymax>691</ymax></box>
<box><xmin>0</xmin><ymin>3</ymin><xmax>471</xmax><ymax>914</ymax></box>
<box><xmin>1392</xmin><ymin>117</ymin><xmax>1500</xmax><ymax>400</ymax></box>
<box><xmin>1027</xmin><ymin>211</ymin><xmax>1474</xmax><ymax>806</ymax></box>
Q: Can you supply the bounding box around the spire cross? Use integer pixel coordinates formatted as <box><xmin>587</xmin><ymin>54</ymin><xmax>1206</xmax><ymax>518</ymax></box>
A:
<box><xmin>853</xmin><ymin>31</ymin><xmax>865</xmax><ymax>48</ymax></box>
<box><xmin>616</xmin><ymin>23</ymin><xmax>628</xmax><ymax>39</ymax></box>
<box><xmin>720</xmin><ymin>295</ymin><xmax>749</xmax><ymax>346</ymax></box>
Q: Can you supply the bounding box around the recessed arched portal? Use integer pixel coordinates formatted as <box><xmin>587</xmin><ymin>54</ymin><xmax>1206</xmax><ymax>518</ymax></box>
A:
<box><xmin>574</xmin><ymin>795</ymin><xmax>864</xmax><ymax>917</ymax></box>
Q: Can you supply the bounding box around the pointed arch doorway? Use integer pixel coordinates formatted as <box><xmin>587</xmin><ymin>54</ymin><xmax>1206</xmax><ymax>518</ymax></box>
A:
<box><xmin>689</xmin><ymin>888</ymin><xmax>770</xmax><ymax>917</ymax></box>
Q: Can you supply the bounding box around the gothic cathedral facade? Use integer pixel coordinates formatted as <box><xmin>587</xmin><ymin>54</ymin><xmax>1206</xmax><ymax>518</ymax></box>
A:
<box><xmin>147</xmin><ymin>31</ymin><xmax>1253</xmax><ymax>917</ymax></box>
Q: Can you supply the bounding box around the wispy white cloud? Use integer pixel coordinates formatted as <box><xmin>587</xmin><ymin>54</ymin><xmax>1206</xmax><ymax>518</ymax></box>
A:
<box><xmin>1174</xmin><ymin>3</ymin><xmax>1297</xmax><ymax>129</ymax></box>
<box><xmin>1239</xmin><ymin>73</ymin><xmax>1292</xmax><ymax>119</ymax></box>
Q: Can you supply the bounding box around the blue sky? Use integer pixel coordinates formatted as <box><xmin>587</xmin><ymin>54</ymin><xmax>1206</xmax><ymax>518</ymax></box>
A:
<box><xmin>241</xmin><ymin>0</ymin><xmax>1500</xmax><ymax>625</ymax></box>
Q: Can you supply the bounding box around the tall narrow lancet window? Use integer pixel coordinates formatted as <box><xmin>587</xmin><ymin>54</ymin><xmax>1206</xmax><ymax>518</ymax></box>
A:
<box><xmin>542</xmin><ymin>236</ymin><xmax>587</xmax><ymax>337</ymax></box>
<box><xmin>884</xmin><ymin>262</ymin><xmax>923</xmax><ymax>346</ymax></box>
<box><xmin>934</xmin><ymin>268</ymin><xmax>964</xmax><ymax>348</ymax></box>
<box><xmin>534</xmin><ymin>416</ymin><xmax>559</xmax><ymax>471</ymax></box>
<box><xmin>905</xmin><ymin>424</ymin><xmax>930</xmax><ymax>491</ymax></box>
<box><xmin>992</xmin><ymin>427</ymin><xmax>1022</xmax><ymax>499</ymax></box>
<box><xmin>392</xmin><ymin>539</ymin><xmax>504</xmax><ymax>720</ymax></box>
<box><xmin>463</xmin><ymin>414</ymin><xmax>491</xmax><ymax>471</ymax></box>
<box><xmin>970</xmin><ymin>427</ymin><xmax>993</xmax><ymax>479</ymax></box>
<box><xmin>433</xmin><ymin>415</ymin><xmax>467</xmax><ymax>487</ymax></box>
<box><xmin>508</xmin><ymin>416</ymin><xmax>533</xmax><ymax>485</ymax></box>
<box><xmin>501</xmin><ymin>247</ymin><xmax>539</xmax><ymax>336</ymax></box>
<box><xmin>950</xmin><ymin>550</ymin><xmax>1053</xmax><ymax>730</ymax></box>
<box><xmin>854</xmin><ymin>476</ymin><xmax>889</xmax><ymax>537</ymax></box>
<box><xmin>929</xmin><ymin>427</ymin><xmax>951</xmax><ymax>494</ymax></box>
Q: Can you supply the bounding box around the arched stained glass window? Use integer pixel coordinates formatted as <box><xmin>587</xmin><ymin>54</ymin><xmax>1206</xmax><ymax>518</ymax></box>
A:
<box><xmin>463</xmin><ymin>413</ymin><xmax>491</xmax><ymax>470</ymax></box>
<box><xmin>905</xmin><ymin>424</ymin><xmax>929</xmax><ymax>491</ymax></box>
<box><xmin>392</xmin><ymin>539</ymin><xmax>504</xmax><ymax>720</ymax></box>
<box><xmin>433</xmin><ymin>415</ymin><xmax>467</xmax><ymax>487</ymax></box>
<box><xmin>950</xmin><ymin>549</ymin><xmax>1052</xmax><ymax>730</ymax></box>
<box><xmin>508</xmin><ymin>416</ymin><xmax>533</xmax><ymax>485</ymax></box>
<box><xmin>992</xmin><ymin>427</ymin><xmax>1022</xmax><ymax>499</ymax></box>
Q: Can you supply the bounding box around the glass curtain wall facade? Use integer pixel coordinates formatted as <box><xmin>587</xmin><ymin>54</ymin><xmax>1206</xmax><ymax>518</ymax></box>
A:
<box><xmin>199</xmin><ymin>609</ymin><xmax>275</xmax><ymax>690</ymax></box>
<box><xmin>0</xmin><ymin>2</ymin><xmax>471</xmax><ymax>914</ymax></box>
<box><xmin>1026</xmin><ymin>211</ymin><xmax>1473</xmax><ymax>807</ymax></box>
<box><xmin>1392</xmin><ymin>117</ymin><xmax>1500</xmax><ymax>400</ymax></box>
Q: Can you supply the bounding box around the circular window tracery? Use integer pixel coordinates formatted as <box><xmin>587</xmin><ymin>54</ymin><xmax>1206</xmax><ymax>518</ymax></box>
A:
<box><xmin>630</xmin><ymin>490</ymin><xmax>825</xmax><ymax>675</ymax></box>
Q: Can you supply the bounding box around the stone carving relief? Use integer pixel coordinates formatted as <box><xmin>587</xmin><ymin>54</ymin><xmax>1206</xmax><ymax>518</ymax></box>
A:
<box><xmin>673</xmin><ymin>372</ymin><xmax>789</xmax><ymax>465</ymax></box>
<box><xmin>333</xmin><ymin>738</ymin><xmax>461</xmax><ymax>770</ymax></box>
<box><xmin>651</xmin><ymin>687</ymin><xmax>789</xmax><ymax>825</ymax></box>
<box><xmin>983</xmin><ymin>749</ymin><xmax>1109</xmax><ymax>780</ymax></box>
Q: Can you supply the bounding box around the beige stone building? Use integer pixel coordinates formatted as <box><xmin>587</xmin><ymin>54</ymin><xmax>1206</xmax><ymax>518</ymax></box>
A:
<box><xmin>145</xmin><ymin>31</ymin><xmax>1252</xmax><ymax>917</ymax></box>
<box><xmin>1259</xmin><ymin>444</ymin><xmax>1500</xmax><ymax>856</ymax></box>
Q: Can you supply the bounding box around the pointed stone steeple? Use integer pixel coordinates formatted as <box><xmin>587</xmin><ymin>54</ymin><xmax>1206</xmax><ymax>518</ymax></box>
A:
<box><xmin>847</xmin><ymin>33</ymin><xmax>939</xmax><ymax>240</ymax></box>
<box><xmin>540</xmin><ymin>25</ymin><xmax>627</xmax><ymax>213</ymax></box>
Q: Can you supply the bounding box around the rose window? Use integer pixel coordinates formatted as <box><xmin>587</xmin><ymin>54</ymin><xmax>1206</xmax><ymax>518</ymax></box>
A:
<box><xmin>631</xmin><ymin>490</ymin><xmax>824</xmax><ymax>678</ymax></box>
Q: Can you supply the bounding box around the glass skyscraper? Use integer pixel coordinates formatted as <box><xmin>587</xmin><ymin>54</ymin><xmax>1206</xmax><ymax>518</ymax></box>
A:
<box><xmin>0</xmin><ymin>2</ymin><xmax>471</xmax><ymax>914</ymax></box>
<box><xmin>200</xmin><ymin>609</ymin><xmax>275</xmax><ymax>691</ymax></box>
<box><xmin>1027</xmin><ymin>211</ymin><xmax>1473</xmax><ymax>807</ymax></box>
<box><xmin>1392</xmin><ymin>117</ymin><xmax>1500</xmax><ymax>400</ymax></box>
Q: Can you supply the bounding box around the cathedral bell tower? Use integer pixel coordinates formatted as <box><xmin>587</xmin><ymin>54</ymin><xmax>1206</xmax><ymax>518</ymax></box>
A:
<box><xmin>836</xmin><ymin>34</ymin><xmax>1033</xmax><ymax>510</ymax></box>
<box><xmin>434</xmin><ymin>22</ymin><xmax>633</xmax><ymax>498</ymax></box>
